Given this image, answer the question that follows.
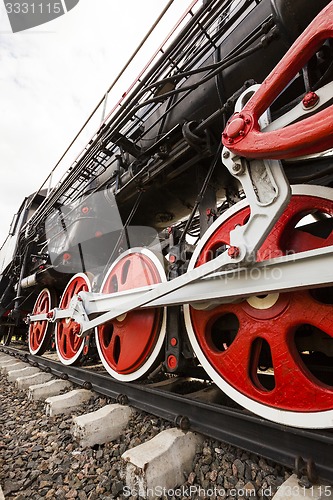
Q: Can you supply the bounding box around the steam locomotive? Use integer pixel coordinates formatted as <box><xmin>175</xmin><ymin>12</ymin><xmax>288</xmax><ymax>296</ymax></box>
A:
<box><xmin>1</xmin><ymin>0</ymin><xmax>333</xmax><ymax>429</ymax></box>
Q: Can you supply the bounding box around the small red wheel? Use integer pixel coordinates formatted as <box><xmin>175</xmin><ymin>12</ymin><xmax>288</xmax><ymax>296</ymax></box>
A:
<box><xmin>28</xmin><ymin>288</ymin><xmax>56</xmax><ymax>355</ymax></box>
<box><xmin>95</xmin><ymin>248</ymin><xmax>166</xmax><ymax>381</ymax></box>
<box><xmin>185</xmin><ymin>185</ymin><xmax>333</xmax><ymax>428</ymax></box>
<box><xmin>55</xmin><ymin>273</ymin><xmax>91</xmax><ymax>365</ymax></box>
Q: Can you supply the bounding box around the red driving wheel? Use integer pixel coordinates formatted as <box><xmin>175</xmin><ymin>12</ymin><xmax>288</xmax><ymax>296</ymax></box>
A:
<box><xmin>55</xmin><ymin>273</ymin><xmax>91</xmax><ymax>365</ymax></box>
<box><xmin>185</xmin><ymin>185</ymin><xmax>333</xmax><ymax>427</ymax></box>
<box><xmin>28</xmin><ymin>288</ymin><xmax>55</xmax><ymax>355</ymax></box>
<box><xmin>96</xmin><ymin>249</ymin><xmax>166</xmax><ymax>381</ymax></box>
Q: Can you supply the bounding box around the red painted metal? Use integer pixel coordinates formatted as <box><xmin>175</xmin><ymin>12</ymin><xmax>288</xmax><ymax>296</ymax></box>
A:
<box><xmin>191</xmin><ymin>194</ymin><xmax>333</xmax><ymax>411</ymax></box>
<box><xmin>97</xmin><ymin>253</ymin><xmax>163</xmax><ymax>375</ymax></box>
<box><xmin>56</xmin><ymin>275</ymin><xmax>89</xmax><ymax>362</ymax></box>
<box><xmin>29</xmin><ymin>288</ymin><xmax>53</xmax><ymax>355</ymax></box>
<box><xmin>222</xmin><ymin>1</ymin><xmax>333</xmax><ymax>159</ymax></box>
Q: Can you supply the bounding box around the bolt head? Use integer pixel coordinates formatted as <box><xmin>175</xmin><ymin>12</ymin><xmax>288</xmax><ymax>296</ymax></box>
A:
<box><xmin>167</xmin><ymin>355</ymin><xmax>178</xmax><ymax>370</ymax></box>
<box><xmin>46</xmin><ymin>310</ymin><xmax>54</xmax><ymax>320</ymax></box>
<box><xmin>228</xmin><ymin>246</ymin><xmax>240</xmax><ymax>258</ymax></box>
<box><xmin>225</xmin><ymin>116</ymin><xmax>246</xmax><ymax>139</ymax></box>
<box><xmin>170</xmin><ymin>337</ymin><xmax>178</xmax><ymax>347</ymax></box>
<box><xmin>231</xmin><ymin>162</ymin><xmax>244</xmax><ymax>175</ymax></box>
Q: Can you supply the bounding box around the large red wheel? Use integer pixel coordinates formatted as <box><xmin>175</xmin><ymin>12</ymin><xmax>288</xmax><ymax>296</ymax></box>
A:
<box><xmin>184</xmin><ymin>185</ymin><xmax>333</xmax><ymax>428</ymax></box>
<box><xmin>28</xmin><ymin>288</ymin><xmax>55</xmax><ymax>355</ymax></box>
<box><xmin>95</xmin><ymin>248</ymin><xmax>166</xmax><ymax>381</ymax></box>
<box><xmin>55</xmin><ymin>273</ymin><xmax>91</xmax><ymax>365</ymax></box>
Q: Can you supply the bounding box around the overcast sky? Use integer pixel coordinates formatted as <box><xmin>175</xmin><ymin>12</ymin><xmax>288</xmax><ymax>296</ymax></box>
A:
<box><xmin>0</xmin><ymin>0</ymin><xmax>198</xmax><ymax>244</ymax></box>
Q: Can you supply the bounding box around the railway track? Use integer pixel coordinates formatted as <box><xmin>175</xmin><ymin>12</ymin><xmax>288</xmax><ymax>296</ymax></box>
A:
<box><xmin>1</xmin><ymin>344</ymin><xmax>333</xmax><ymax>486</ymax></box>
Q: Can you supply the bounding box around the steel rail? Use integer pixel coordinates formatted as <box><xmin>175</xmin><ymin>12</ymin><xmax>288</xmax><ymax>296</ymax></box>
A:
<box><xmin>1</xmin><ymin>345</ymin><xmax>333</xmax><ymax>484</ymax></box>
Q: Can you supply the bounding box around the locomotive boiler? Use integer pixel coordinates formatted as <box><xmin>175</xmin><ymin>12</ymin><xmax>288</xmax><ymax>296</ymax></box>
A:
<box><xmin>1</xmin><ymin>0</ymin><xmax>333</xmax><ymax>429</ymax></box>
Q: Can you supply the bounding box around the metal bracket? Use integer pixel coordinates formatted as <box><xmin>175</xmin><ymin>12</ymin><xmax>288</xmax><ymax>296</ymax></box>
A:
<box><xmin>222</xmin><ymin>84</ymin><xmax>291</xmax><ymax>256</ymax></box>
<box><xmin>222</xmin><ymin>151</ymin><xmax>291</xmax><ymax>257</ymax></box>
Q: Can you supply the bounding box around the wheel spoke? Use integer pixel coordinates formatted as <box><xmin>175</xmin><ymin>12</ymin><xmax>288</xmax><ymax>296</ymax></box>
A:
<box><xmin>284</xmin><ymin>227</ymin><xmax>333</xmax><ymax>254</ymax></box>
<box><xmin>268</xmin><ymin>291</ymin><xmax>333</xmax><ymax>409</ymax></box>
<box><xmin>58</xmin><ymin>326</ymin><xmax>67</xmax><ymax>353</ymax></box>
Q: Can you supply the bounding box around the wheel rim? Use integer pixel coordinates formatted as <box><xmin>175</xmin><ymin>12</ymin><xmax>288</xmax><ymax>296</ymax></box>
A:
<box><xmin>55</xmin><ymin>273</ymin><xmax>91</xmax><ymax>365</ymax></box>
<box><xmin>96</xmin><ymin>248</ymin><xmax>166</xmax><ymax>381</ymax></box>
<box><xmin>29</xmin><ymin>288</ymin><xmax>55</xmax><ymax>355</ymax></box>
<box><xmin>184</xmin><ymin>185</ymin><xmax>333</xmax><ymax>427</ymax></box>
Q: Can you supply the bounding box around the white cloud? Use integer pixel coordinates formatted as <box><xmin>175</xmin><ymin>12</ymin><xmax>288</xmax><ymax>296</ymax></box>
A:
<box><xmin>0</xmin><ymin>0</ymin><xmax>195</xmax><ymax>243</ymax></box>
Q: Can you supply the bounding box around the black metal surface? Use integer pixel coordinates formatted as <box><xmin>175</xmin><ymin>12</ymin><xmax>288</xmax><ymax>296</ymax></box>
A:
<box><xmin>1</xmin><ymin>345</ymin><xmax>333</xmax><ymax>484</ymax></box>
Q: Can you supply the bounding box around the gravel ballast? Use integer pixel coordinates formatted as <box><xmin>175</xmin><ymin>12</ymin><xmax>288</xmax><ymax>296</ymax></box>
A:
<box><xmin>0</xmin><ymin>369</ymin><xmax>292</xmax><ymax>499</ymax></box>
